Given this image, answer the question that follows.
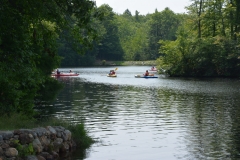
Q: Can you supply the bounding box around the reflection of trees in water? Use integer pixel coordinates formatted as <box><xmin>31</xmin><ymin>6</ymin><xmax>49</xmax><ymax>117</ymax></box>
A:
<box><xmin>146</xmin><ymin>87</ymin><xmax>240</xmax><ymax>159</ymax></box>
<box><xmin>58</xmin><ymin>147</ymin><xmax>90</xmax><ymax>160</ymax></box>
<box><xmin>172</xmin><ymin>92</ymin><xmax>240</xmax><ymax>159</ymax></box>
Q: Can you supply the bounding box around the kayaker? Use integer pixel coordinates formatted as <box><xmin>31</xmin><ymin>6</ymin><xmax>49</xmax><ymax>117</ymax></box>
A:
<box><xmin>57</xmin><ymin>68</ymin><xmax>60</xmax><ymax>74</ymax></box>
<box><xmin>144</xmin><ymin>70</ymin><xmax>149</xmax><ymax>76</ymax></box>
<box><xmin>111</xmin><ymin>70</ymin><xmax>115</xmax><ymax>75</ymax></box>
<box><xmin>109</xmin><ymin>70</ymin><xmax>115</xmax><ymax>75</ymax></box>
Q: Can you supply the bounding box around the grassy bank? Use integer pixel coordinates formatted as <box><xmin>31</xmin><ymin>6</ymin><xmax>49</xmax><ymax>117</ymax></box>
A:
<box><xmin>94</xmin><ymin>60</ymin><xmax>157</xmax><ymax>66</ymax></box>
<box><xmin>0</xmin><ymin>114</ymin><xmax>95</xmax><ymax>148</ymax></box>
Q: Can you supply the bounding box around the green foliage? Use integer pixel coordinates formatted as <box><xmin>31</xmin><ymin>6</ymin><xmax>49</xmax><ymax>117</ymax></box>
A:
<box><xmin>147</xmin><ymin>7</ymin><xmax>181</xmax><ymax>59</ymax></box>
<box><xmin>102</xmin><ymin>60</ymin><xmax>106</xmax><ymax>65</ymax></box>
<box><xmin>157</xmin><ymin>0</ymin><xmax>240</xmax><ymax>77</ymax></box>
<box><xmin>95</xmin><ymin>4</ymin><xmax>124</xmax><ymax>61</ymax></box>
<box><xmin>56</xmin><ymin>4</ymin><xmax>182</xmax><ymax>63</ymax></box>
<box><xmin>158</xmin><ymin>35</ymin><xmax>240</xmax><ymax>77</ymax></box>
<box><xmin>0</xmin><ymin>0</ymin><xmax>101</xmax><ymax>116</ymax></box>
<box><xmin>116</xmin><ymin>12</ymin><xmax>149</xmax><ymax>61</ymax></box>
<box><xmin>35</xmin><ymin>77</ymin><xmax>63</xmax><ymax>105</ymax></box>
<box><xmin>13</xmin><ymin>140</ymin><xmax>35</xmax><ymax>158</ymax></box>
<box><xmin>67</xmin><ymin>124</ymin><xmax>95</xmax><ymax>149</ymax></box>
<box><xmin>0</xmin><ymin>113</ymin><xmax>37</xmax><ymax>130</ymax></box>
<box><xmin>38</xmin><ymin>118</ymin><xmax>95</xmax><ymax>149</ymax></box>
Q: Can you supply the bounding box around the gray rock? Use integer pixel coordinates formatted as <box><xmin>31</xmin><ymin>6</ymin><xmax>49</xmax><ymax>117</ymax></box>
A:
<box><xmin>14</xmin><ymin>129</ymin><xmax>37</xmax><ymax>138</ymax></box>
<box><xmin>0</xmin><ymin>135</ymin><xmax>3</xmax><ymax>143</ymax></box>
<box><xmin>62</xmin><ymin>130</ymin><xmax>71</xmax><ymax>141</ymax></box>
<box><xmin>32</xmin><ymin>138</ymin><xmax>43</xmax><ymax>153</ymax></box>
<box><xmin>19</xmin><ymin>133</ymin><xmax>34</xmax><ymax>144</ymax></box>
<box><xmin>0</xmin><ymin>131</ymin><xmax>13</xmax><ymax>140</ymax></box>
<box><xmin>32</xmin><ymin>128</ymin><xmax>48</xmax><ymax>137</ymax></box>
<box><xmin>38</xmin><ymin>136</ymin><xmax>50</xmax><ymax>149</ymax></box>
<box><xmin>53</xmin><ymin>138</ymin><xmax>63</xmax><ymax>147</ymax></box>
<box><xmin>46</xmin><ymin>126</ymin><xmax>56</xmax><ymax>140</ymax></box>
<box><xmin>46</xmin><ymin>126</ymin><xmax>56</xmax><ymax>135</ymax></box>
<box><xmin>52</xmin><ymin>126</ymin><xmax>65</xmax><ymax>132</ymax></box>
<box><xmin>5</xmin><ymin>148</ymin><xmax>18</xmax><ymax>157</ymax></box>
<box><xmin>36</xmin><ymin>155</ymin><xmax>46</xmax><ymax>160</ymax></box>
<box><xmin>26</xmin><ymin>155</ymin><xmax>38</xmax><ymax>160</ymax></box>
<box><xmin>1</xmin><ymin>143</ymin><xmax>9</xmax><ymax>149</ymax></box>
<box><xmin>60</xmin><ymin>142</ymin><xmax>69</xmax><ymax>153</ymax></box>
<box><xmin>56</xmin><ymin>132</ymin><xmax>61</xmax><ymax>138</ymax></box>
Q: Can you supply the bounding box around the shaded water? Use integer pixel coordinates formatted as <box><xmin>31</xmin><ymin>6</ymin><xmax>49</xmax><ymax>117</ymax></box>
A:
<box><xmin>46</xmin><ymin>66</ymin><xmax>240</xmax><ymax>160</ymax></box>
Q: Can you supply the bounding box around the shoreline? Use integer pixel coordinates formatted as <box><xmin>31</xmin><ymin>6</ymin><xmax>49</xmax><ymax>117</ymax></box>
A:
<box><xmin>93</xmin><ymin>60</ymin><xmax>157</xmax><ymax>66</ymax></box>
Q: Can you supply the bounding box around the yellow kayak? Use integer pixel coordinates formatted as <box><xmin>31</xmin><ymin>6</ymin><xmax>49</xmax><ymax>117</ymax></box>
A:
<box><xmin>107</xmin><ymin>74</ymin><xmax>117</xmax><ymax>77</ymax></box>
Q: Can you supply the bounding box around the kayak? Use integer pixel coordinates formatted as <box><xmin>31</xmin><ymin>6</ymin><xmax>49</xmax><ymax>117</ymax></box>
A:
<box><xmin>149</xmin><ymin>68</ymin><xmax>158</xmax><ymax>72</ymax></box>
<box><xmin>107</xmin><ymin>74</ymin><xmax>117</xmax><ymax>77</ymax></box>
<box><xmin>52</xmin><ymin>73</ymin><xmax>79</xmax><ymax>76</ymax></box>
<box><xmin>135</xmin><ymin>75</ymin><xmax>158</xmax><ymax>78</ymax></box>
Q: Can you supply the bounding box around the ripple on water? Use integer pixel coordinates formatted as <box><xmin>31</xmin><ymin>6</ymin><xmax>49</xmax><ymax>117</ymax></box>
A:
<box><xmin>47</xmin><ymin>67</ymin><xmax>240</xmax><ymax>160</ymax></box>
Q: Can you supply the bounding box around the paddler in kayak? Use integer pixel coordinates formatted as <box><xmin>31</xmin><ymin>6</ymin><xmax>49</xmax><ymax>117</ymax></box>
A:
<box><xmin>57</xmin><ymin>68</ymin><xmax>60</xmax><ymax>74</ymax></box>
<box><xmin>109</xmin><ymin>70</ymin><xmax>116</xmax><ymax>75</ymax></box>
<box><xmin>144</xmin><ymin>70</ymin><xmax>149</xmax><ymax>76</ymax></box>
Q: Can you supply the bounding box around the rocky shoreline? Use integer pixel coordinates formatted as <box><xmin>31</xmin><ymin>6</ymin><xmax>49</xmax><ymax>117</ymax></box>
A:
<box><xmin>0</xmin><ymin>126</ymin><xmax>75</xmax><ymax>160</ymax></box>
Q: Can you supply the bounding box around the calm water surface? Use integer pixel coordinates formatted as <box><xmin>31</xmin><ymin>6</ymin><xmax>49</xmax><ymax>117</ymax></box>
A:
<box><xmin>47</xmin><ymin>66</ymin><xmax>240</xmax><ymax>160</ymax></box>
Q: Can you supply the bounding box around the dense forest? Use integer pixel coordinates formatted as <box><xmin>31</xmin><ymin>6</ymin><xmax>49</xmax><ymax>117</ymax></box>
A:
<box><xmin>0</xmin><ymin>0</ymin><xmax>102</xmax><ymax>116</ymax></box>
<box><xmin>0</xmin><ymin>0</ymin><xmax>240</xmax><ymax>117</ymax></box>
<box><xmin>59</xmin><ymin>0</ymin><xmax>240</xmax><ymax>78</ymax></box>
<box><xmin>59</xmin><ymin>4</ymin><xmax>182</xmax><ymax>66</ymax></box>
<box><xmin>158</xmin><ymin>0</ymin><xmax>240</xmax><ymax>77</ymax></box>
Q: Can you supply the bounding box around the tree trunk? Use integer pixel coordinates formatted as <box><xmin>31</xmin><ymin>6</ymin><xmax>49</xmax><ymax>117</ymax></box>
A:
<box><xmin>198</xmin><ymin>0</ymin><xmax>203</xmax><ymax>38</ymax></box>
<box><xmin>234</xmin><ymin>0</ymin><xmax>240</xmax><ymax>40</ymax></box>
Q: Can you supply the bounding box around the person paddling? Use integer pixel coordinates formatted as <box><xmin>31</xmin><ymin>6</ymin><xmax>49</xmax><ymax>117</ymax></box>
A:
<box><xmin>144</xmin><ymin>70</ymin><xmax>149</xmax><ymax>76</ymax></box>
<box><xmin>109</xmin><ymin>70</ymin><xmax>115</xmax><ymax>75</ymax></box>
<box><xmin>57</xmin><ymin>68</ymin><xmax>60</xmax><ymax>74</ymax></box>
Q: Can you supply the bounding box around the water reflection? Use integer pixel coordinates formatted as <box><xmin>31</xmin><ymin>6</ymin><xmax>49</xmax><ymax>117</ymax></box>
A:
<box><xmin>44</xmin><ymin>67</ymin><xmax>240</xmax><ymax>160</ymax></box>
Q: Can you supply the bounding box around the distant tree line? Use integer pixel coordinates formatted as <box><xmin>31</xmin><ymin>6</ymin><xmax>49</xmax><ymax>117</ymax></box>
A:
<box><xmin>59</xmin><ymin>5</ymin><xmax>181</xmax><ymax>66</ymax></box>
<box><xmin>60</xmin><ymin>0</ymin><xmax>240</xmax><ymax>77</ymax></box>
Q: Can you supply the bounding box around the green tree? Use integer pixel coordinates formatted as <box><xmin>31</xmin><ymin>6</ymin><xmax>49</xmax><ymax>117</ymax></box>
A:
<box><xmin>0</xmin><ymin>0</ymin><xmax>100</xmax><ymax>116</ymax></box>
<box><xmin>116</xmin><ymin>12</ymin><xmax>149</xmax><ymax>60</ymax></box>
<box><xmin>147</xmin><ymin>7</ymin><xmax>181</xmax><ymax>59</ymax></box>
<box><xmin>95</xmin><ymin>4</ymin><xmax>124</xmax><ymax>61</ymax></box>
<box><xmin>158</xmin><ymin>0</ymin><xmax>240</xmax><ymax>77</ymax></box>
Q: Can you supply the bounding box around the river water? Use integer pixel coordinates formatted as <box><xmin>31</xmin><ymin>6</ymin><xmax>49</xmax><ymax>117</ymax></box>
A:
<box><xmin>47</xmin><ymin>66</ymin><xmax>240</xmax><ymax>160</ymax></box>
